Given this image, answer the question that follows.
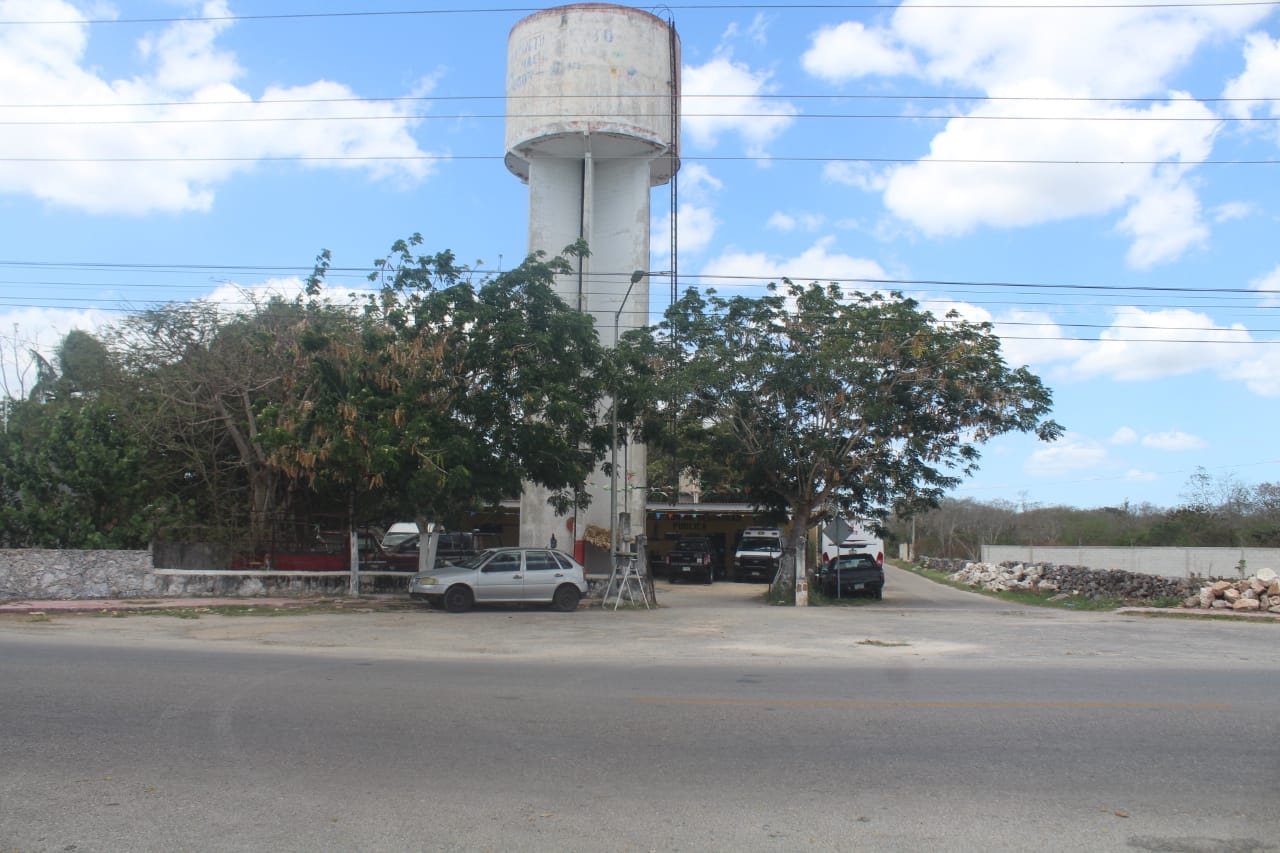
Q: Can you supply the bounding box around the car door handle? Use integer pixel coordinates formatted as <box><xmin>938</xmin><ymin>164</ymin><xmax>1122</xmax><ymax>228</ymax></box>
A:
<box><xmin>513</xmin><ymin>573</ymin><xmax>524</xmax><ymax>579</ymax></box>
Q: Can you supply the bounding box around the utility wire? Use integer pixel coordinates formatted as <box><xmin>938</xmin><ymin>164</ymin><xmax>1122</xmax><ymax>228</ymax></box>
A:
<box><xmin>1</xmin><ymin>153</ymin><xmax>1276</xmax><ymax>165</ymax></box>
<box><xmin>3</xmin><ymin>111</ymin><xmax>1276</xmax><ymax>127</ymax></box>
<box><xmin>2</xmin><ymin>93</ymin><xmax>1275</xmax><ymax>110</ymax></box>
<box><xmin>5</xmin><ymin>2</ymin><xmax>1280</xmax><ymax>27</ymax></box>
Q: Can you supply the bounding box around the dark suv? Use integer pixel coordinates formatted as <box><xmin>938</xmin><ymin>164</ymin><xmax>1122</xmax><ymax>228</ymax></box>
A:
<box><xmin>818</xmin><ymin>554</ymin><xmax>884</xmax><ymax>599</ymax></box>
<box><xmin>667</xmin><ymin>536</ymin><xmax>719</xmax><ymax>584</ymax></box>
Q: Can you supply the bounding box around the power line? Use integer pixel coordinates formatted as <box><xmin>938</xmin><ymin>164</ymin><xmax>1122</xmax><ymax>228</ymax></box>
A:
<box><xmin>2</xmin><ymin>93</ymin><xmax>1275</xmax><ymax>111</ymax></box>
<box><xmin>5</xmin><ymin>2</ymin><xmax>1279</xmax><ymax>26</ymax></box>
<box><xmin>3</xmin><ymin>260</ymin><xmax>1278</xmax><ymax>296</ymax></box>
<box><xmin>1</xmin><ymin>153</ymin><xmax>1276</xmax><ymax>166</ymax></box>
<box><xmin>4</xmin><ymin>111</ymin><xmax>1277</xmax><ymax>128</ymax></box>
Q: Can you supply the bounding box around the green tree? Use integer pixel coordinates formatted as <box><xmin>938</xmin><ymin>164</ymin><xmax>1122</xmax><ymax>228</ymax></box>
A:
<box><xmin>0</xmin><ymin>332</ymin><xmax>150</xmax><ymax>548</ymax></box>
<box><xmin>270</xmin><ymin>236</ymin><xmax>613</xmax><ymax>552</ymax></box>
<box><xmin>112</xmin><ymin>297</ymin><xmax>325</xmax><ymax>543</ymax></box>
<box><xmin>660</xmin><ymin>281</ymin><xmax>1062</xmax><ymax>597</ymax></box>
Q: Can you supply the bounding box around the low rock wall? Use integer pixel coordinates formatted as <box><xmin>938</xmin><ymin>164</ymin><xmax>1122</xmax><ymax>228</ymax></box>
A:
<box><xmin>155</xmin><ymin>571</ymin><xmax>411</xmax><ymax>597</ymax></box>
<box><xmin>920</xmin><ymin>557</ymin><xmax>1201</xmax><ymax>602</ymax></box>
<box><xmin>0</xmin><ymin>549</ymin><xmax>158</xmax><ymax>600</ymax></box>
<box><xmin>0</xmin><ymin>549</ymin><xmax>418</xmax><ymax>600</ymax></box>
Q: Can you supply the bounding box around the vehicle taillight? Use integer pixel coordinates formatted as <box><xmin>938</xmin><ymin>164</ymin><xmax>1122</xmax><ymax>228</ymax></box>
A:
<box><xmin>876</xmin><ymin>552</ymin><xmax>884</xmax><ymax>567</ymax></box>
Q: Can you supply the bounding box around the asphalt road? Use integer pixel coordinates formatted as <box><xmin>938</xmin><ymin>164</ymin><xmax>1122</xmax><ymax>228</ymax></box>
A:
<box><xmin>2</xmin><ymin>568</ymin><xmax>1277</xmax><ymax>853</ymax></box>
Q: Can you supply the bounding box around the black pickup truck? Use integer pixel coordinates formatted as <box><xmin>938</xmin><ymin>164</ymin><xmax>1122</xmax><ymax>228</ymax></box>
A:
<box><xmin>818</xmin><ymin>553</ymin><xmax>884</xmax><ymax>599</ymax></box>
<box><xmin>667</xmin><ymin>535</ymin><xmax>719</xmax><ymax>584</ymax></box>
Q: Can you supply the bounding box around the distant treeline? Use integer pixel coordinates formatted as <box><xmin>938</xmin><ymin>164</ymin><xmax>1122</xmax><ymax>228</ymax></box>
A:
<box><xmin>890</xmin><ymin>470</ymin><xmax>1280</xmax><ymax>560</ymax></box>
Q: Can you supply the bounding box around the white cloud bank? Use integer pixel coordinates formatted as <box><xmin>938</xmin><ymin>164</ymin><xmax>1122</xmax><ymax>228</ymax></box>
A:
<box><xmin>990</xmin><ymin>304</ymin><xmax>1280</xmax><ymax>398</ymax></box>
<box><xmin>697</xmin><ymin>236</ymin><xmax>888</xmax><ymax>296</ymax></box>
<box><xmin>801</xmin><ymin>1</ymin><xmax>1272</xmax><ymax>267</ymax></box>
<box><xmin>0</xmin><ymin>0</ymin><xmax>438</xmax><ymax>215</ymax></box>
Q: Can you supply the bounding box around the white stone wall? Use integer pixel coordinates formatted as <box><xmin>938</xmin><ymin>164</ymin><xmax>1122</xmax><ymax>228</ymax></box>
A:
<box><xmin>0</xmin><ymin>550</ymin><xmax>416</xmax><ymax>600</ymax></box>
<box><xmin>0</xmin><ymin>549</ymin><xmax>157</xmax><ymax>600</ymax></box>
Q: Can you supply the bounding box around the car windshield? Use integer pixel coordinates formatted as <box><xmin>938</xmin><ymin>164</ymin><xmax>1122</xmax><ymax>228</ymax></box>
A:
<box><xmin>739</xmin><ymin>538</ymin><xmax>780</xmax><ymax>551</ymax></box>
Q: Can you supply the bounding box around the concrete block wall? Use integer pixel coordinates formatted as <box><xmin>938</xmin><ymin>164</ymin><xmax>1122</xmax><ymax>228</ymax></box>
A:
<box><xmin>980</xmin><ymin>545</ymin><xmax>1280</xmax><ymax>580</ymax></box>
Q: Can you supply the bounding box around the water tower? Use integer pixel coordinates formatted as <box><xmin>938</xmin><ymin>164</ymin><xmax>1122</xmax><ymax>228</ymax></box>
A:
<box><xmin>505</xmin><ymin>4</ymin><xmax>680</xmax><ymax>569</ymax></box>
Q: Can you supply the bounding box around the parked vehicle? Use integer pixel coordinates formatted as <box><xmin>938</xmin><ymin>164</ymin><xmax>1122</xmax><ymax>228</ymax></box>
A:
<box><xmin>818</xmin><ymin>553</ymin><xmax>884</xmax><ymax>599</ymax></box>
<box><xmin>381</xmin><ymin>522</ymin><xmax>419</xmax><ymax>550</ymax></box>
<box><xmin>818</xmin><ymin>517</ymin><xmax>884</xmax><ymax>568</ymax></box>
<box><xmin>733</xmin><ymin>527</ymin><xmax>783</xmax><ymax>583</ymax></box>
<box><xmin>668</xmin><ymin>535</ymin><xmax>718</xmax><ymax>584</ymax></box>
<box><xmin>407</xmin><ymin>547</ymin><xmax>587</xmax><ymax>613</ymax></box>
<box><xmin>383</xmin><ymin>530</ymin><xmax>488</xmax><ymax>572</ymax></box>
<box><xmin>232</xmin><ymin>525</ymin><xmax>387</xmax><ymax>571</ymax></box>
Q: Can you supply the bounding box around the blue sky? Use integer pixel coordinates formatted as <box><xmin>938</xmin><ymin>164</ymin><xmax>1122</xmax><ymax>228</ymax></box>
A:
<box><xmin>1</xmin><ymin>0</ymin><xmax>1278</xmax><ymax>511</ymax></box>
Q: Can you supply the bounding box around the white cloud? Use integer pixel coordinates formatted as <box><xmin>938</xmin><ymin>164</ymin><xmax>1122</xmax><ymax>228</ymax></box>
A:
<box><xmin>722</xmin><ymin>13</ymin><xmax>772</xmax><ymax>47</ymax></box>
<box><xmin>0</xmin><ymin>0</ymin><xmax>438</xmax><ymax>214</ymax></box>
<box><xmin>1234</xmin><ymin>353</ymin><xmax>1280</xmax><ymax>397</ymax></box>
<box><xmin>1253</xmin><ymin>265</ymin><xmax>1280</xmax><ymax>308</ymax></box>
<box><xmin>1213</xmin><ymin>201</ymin><xmax>1255</xmax><ymax>223</ymax></box>
<box><xmin>802</xmin><ymin>2</ymin><xmax>1268</xmax><ymax>263</ymax></box>
<box><xmin>652</xmin><ymin>164</ymin><xmax>723</xmax><ymax>259</ymax></box>
<box><xmin>891</xmin><ymin>1</ymin><xmax>1264</xmax><ymax>94</ymax></box>
<box><xmin>672</xmin><ymin>204</ymin><xmax>720</xmax><ymax>255</ymax></box>
<box><xmin>880</xmin><ymin>90</ymin><xmax>1220</xmax><ymax>255</ymax></box>
<box><xmin>988</xmin><ymin>308</ymin><xmax>1090</xmax><ymax>370</ymax></box>
<box><xmin>682</xmin><ymin>55</ymin><xmax>796</xmax><ymax>157</ymax></box>
<box><xmin>1141</xmin><ymin>430</ymin><xmax>1207</xmax><ymax>451</ymax></box>
<box><xmin>767</xmin><ymin>211</ymin><xmax>824</xmax><ymax>232</ymax></box>
<box><xmin>1024</xmin><ymin>433</ymin><xmax>1107</xmax><ymax>477</ymax></box>
<box><xmin>823</xmin><ymin>160</ymin><xmax>888</xmax><ymax>192</ymax></box>
<box><xmin>1069</xmin><ymin>307</ymin><xmax>1252</xmax><ymax>382</ymax></box>
<box><xmin>699</xmin><ymin>236</ymin><xmax>887</xmax><ymax>294</ymax></box>
<box><xmin>802</xmin><ymin>21</ymin><xmax>917</xmax><ymax>81</ymax></box>
<box><xmin>1110</xmin><ymin>427</ymin><xmax>1139</xmax><ymax>445</ymax></box>
<box><xmin>1116</xmin><ymin>172</ymin><xmax>1209</xmax><ymax>269</ymax></box>
<box><xmin>137</xmin><ymin>0</ymin><xmax>242</xmax><ymax>93</ymax></box>
<box><xmin>1224</xmin><ymin>31</ymin><xmax>1280</xmax><ymax>128</ymax></box>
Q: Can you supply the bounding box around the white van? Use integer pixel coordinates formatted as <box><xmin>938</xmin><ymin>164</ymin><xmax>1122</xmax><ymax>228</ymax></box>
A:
<box><xmin>819</xmin><ymin>518</ymin><xmax>884</xmax><ymax>568</ymax></box>
<box><xmin>733</xmin><ymin>527</ymin><xmax>784</xmax><ymax>582</ymax></box>
<box><xmin>381</xmin><ymin>522</ymin><xmax>419</xmax><ymax>550</ymax></box>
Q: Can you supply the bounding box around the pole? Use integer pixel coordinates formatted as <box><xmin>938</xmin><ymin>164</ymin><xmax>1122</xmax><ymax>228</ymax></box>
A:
<box><xmin>610</xmin><ymin>271</ymin><xmax>644</xmax><ymax>567</ymax></box>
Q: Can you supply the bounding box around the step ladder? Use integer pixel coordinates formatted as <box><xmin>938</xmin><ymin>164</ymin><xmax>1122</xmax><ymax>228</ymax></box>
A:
<box><xmin>603</xmin><ymin>553</ymin><xmax>651</xmax><ymax>610</ymax></box>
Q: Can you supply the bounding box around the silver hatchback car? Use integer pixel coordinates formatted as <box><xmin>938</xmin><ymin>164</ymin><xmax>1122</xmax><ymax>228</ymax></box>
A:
<box><xmin>407</xmin><ymin>547</ymin><xmax>588</xmax><ymax>613</ymax></box>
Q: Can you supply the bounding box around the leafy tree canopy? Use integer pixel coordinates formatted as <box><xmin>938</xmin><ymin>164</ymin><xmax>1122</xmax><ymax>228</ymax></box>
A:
<box><xmin>268</xmin><ymin>235</ymin><xmax>615</xmax><ymax>526</ymax></box>
<box><xmin>658</xmin><ymin>280</ymin><xmax>1063</xmax><ymax>592</ymax></box>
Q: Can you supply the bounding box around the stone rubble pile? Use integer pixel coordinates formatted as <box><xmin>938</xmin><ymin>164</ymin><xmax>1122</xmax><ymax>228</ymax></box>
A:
<box><xmin>1186</xmin><ymin>567</ymin><xmax>1280</xmax><ymax>614</ymax></box>
<box><xmin>921</xmin><ymin>557</ymin><xmax>1200</xmax><ymax>602</ymax></box>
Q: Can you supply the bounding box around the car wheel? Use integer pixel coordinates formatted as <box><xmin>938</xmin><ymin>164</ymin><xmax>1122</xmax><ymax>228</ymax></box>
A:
<box><xmin>873</xmin><ymin>586</ymin><xmax>884</xmax><ymax>600</ymax></box>
<box><xmin>443</xmin><ymin>585</ymin><xmax>473</xmax><ymax>613</ymax></box>
<box><xmin>704</xmin><ymin>572</ymin><xmax>713</xmax><ymax>585</ymax></box>
<box><xmin>551</xmin><ymin>584</ymin><xmax>581</xmax><ymax>612</ymax></box>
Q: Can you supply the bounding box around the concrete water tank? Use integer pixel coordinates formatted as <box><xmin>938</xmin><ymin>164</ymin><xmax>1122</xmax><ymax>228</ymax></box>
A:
<box><xmin>505</xmin><ymin>4</ymin><xmax>679</xmax><ymax>186</ymax></box>
<box><xmin>506</xmin><ymin>4</ymin><xmax>680</xmax><ymax>567</ymax></box>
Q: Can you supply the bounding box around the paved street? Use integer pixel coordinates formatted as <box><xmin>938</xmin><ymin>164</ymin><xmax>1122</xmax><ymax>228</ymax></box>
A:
<box><xmin>2</xmin><ymin>567</ymin><xmax>1277</xmax><ymax>852</ymax></box>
